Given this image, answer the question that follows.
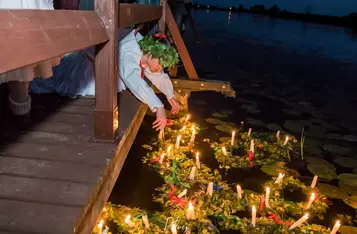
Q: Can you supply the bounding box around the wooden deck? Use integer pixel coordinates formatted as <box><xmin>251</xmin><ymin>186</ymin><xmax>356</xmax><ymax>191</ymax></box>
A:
<box><xmin>0</xmin><ymin>89</ymin><xmax>147</xmax><ymax>234</ymax></box>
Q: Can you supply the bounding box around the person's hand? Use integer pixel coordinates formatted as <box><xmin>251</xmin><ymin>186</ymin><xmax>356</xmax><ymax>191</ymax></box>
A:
<box><xmin>168</xmin><ymin>97</ymin><xmax>180</xmax><ymax>114</ymax></box>
<box><xmin>153</xmin><ymin>107</ymin><xmax>167</xmax><ymax>131</ymax></box>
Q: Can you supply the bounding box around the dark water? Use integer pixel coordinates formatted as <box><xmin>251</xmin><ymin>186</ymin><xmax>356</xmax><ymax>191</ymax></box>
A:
<box><xmin>109</xmin><ymin>10</ymin><xmax>357</xmax><ymax>233</ymax></box>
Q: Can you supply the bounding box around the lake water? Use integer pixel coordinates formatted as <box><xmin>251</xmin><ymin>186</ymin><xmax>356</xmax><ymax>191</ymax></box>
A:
<box><xmin>107</xmin><ymin>10</ymin><xmax>357</xmax><ymax>234</ymax></box>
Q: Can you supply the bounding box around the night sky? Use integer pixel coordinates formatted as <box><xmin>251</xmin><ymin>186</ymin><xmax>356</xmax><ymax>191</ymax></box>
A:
<box><xmin>194</xmin><ymin>0</ymin><xmax>357</xmax><ymax>16</ymax></box>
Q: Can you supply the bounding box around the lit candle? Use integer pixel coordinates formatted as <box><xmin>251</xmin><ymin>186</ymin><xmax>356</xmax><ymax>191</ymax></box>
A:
<box><xmin>207</xmin><ymin>182</ymin><xmax>213</xmax><ymax>196</ymax></box>
<box><xmin>222</xmin><ymin>146</ymin><xmax>227</xmax><ymax>156</ymax></box>
<box><xmin>252</xmin><ymin>206</ymin><xmax>256</xmax><ymax>227</ymax></box>
<box><xmin>265</xmin><ymin>187</ymin><xmax>270</xmax><ymax>208</ymax></box>
<box><xmin>189</xmin><ymin>166</ymin><xmax>196</xmax><ymax>180</ymax></box>
<box><xmin>283</xmin><ymin>136</ymin><xmax>289</xmax><ymax>146</ymax></box>
<box><xmin>159</xmin><ymin>128</ymin><xmax>164</xmax><ymax>140</ymax></box>
<box><xmin>305</xmin><ymin>193</ymin><xmax>315</xmax><ymax>210</ymax></box>
<box><xmin>102</xmin><ymin>226</ymin><xmax>109</xmax><ymax>234</ymax></box>
<box><xmin>250</xmin><ymin>140</ymin><xmax>255</xmax><ymax>153</ymax></box>
<box><xmin>237</xmin><ymin>185</ymin><xmax>243</xmax><ymax>199</ymax></box>
<box><xmin>167</xmin><ymin>145</ymin><xmax>172</xmax><ymax>156</ymax></box>
<box><xmin>330</xmin><ymin>220</ymin><xmax>341</xmax><ymax>234</ymax></box>
<box><xmin>311</xmin><ymin>175</ymin><xmax>318</xmax><ymax>188</ymax></box>
<box><xmin>180</xmin><ymin>125</ymin><xmax>187</xmax><ymax>132</ymax></box>
<box><xmin>171</xmin><ymin>223</ymin><xmax>177</xmax><ymax>234</ymax></box>
<box><xmin>274</xmin><ymin>173</ymin><xmax>285</xmax><ymax>184</ymax></box>
<box><xmin>190</xmin><ymin>128</ymin><xmax>196</xmax><ymax>144</ymax></box>
<box><xmin>159</xmin><ymin>153</ymin><xmax>165</xmax><ymax>164</ymax></box>
<box><xmin>185</xmin><ymin>114</ymin><xmax>190</xmax><ymax>123</ymax></box>
<box><xmin>125</xmin><ymin>215</ymin><xmax>135</xmax><ymax>227</ymax></box>
<box><xmin>175</xmin><ymin>135</ymin><xmax>182</xmax><ymax>149</ymax></box>
<box><xmin>289</xmin><ymin>213</ymin><xmax>309</xmax><ymax>230</ymax></box>
<box><xmin>195</xmin><ymin>152</ymin><xmax>201</xmax><ymax>169</ymax></box>
<box><xmin>186</xmin><ymin>202</ymin><xmax>195</xmax><ymax>220</ymax></box>
<box><xmin>142</xmin><ymin>215</ymin><xmax>150</xmax><ymax>229</ymax></box>
<box><xmin>248</xmin><ymin>128</ymin><xmax>252</xmax><ymax>136</ymax></box>
<box><xmin>97</xmin><ymin>220</ymin><xmax>104</xmax><ymax>233</ymax></box>
<box><xmin>231</xmin><ymin>131</ymin><xmax>236</xmax><ymax>146</ymax></box>
<box><xmin>177</xmin><ymin>189</ymin><xmax>187</xmax><ymax>198</ymax></box>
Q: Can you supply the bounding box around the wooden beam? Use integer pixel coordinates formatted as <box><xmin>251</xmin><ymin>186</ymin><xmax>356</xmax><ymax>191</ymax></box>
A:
<box><xmin>0</xmin><ymin>10</ymin><xmax>109</xmax><ymax>74</ymax></box>
<box><xmin>119</xmin><ymin>4</ymin><xmax>162</xmax><ymax>29</ymax></box>
<box><xmin>171</xmin><ymin>78</ymin><xmax>236</xmax><ymax>97</ymax></box>
<box><xmin>165</xmin><ymin>5</ymin><xmax>199</xmax><ymax>79</ymax></box>
<box><xmin>74</xmin><ymin>101</ymin><xmax>148</xmax><ymax>234</ymax></box>
<box><xmin>94</xmin><ymin>0</ymin><xmax>119</xmax><ymax>141</ymax></box>
<box><xmin>158</xmin><ymin>0</ymin><xmax>167</xmax><ymax>33</ymax></box>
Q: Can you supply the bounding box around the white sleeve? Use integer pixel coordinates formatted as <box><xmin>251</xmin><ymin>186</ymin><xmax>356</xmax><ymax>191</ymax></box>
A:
<box><xmin>144</xmin><ymin>69</ymin><xmax>174</xmax><ymax>99</ymax></box>
<box><xmin>120</xmin><ymin>54</ymin><xmax>164</xmax><ymax>112</ymax></box>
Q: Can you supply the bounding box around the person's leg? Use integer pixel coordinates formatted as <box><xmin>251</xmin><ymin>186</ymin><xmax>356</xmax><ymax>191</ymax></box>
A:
<box><xmin>8</xmin><ymin>81</ymin><xmax>31</xmax><ymax>116</ymax></box>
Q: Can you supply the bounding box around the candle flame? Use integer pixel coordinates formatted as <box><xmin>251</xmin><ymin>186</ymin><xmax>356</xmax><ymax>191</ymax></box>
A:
<box><xmin>191</xmin><ymin>125</ymin><xmax>195</xmax><ymax>131</ymax></box>
<box><xmin>252</xmin><ymin>205</ymin><xmax>256</xmax><ymax>211</ymax></box>
<box><xmin>311</xmin><ymin>193</ymin><xmax>315</xmax><ymax>199</ymax></box>
<box><xmin>304</xmin><ymin>213</ymin><xmax>309</xmax><ymax>218</ymax></box>
<box><xmin>336</xmin><ymin>220</ymin><xmax>340</xmax><ymax>225</ymax></box>
<box><xmin>98</xmin><ymin>220</ymin><xmax>104</xmax><ymax>228</ymax></box>
<box><xmin>196</xmin><ymin>152</ymin><xmax>199</xmax><ymax>158</ymax></box>
<box><xmin>167</xmin><ymin>146</ymin><xmax>172</xmax><ymax>152</ymax></box>
<box><xmin>189</xmin><ymin>202</ymin><xmax>194</xmax><ymax>209</ymax></box>
<box><xmin>266</xmin><ymin>187</ymin><xmax>270</xmax><ymax>192</ymax></box>
<box><xmin>185</xmin><ymin>114</ymin><xmax>190</xmax><ymax>121</ymax></box>
<box><xmin>181</xmin><ymin>126</ymin><xmax>187</xmax><ymax>131</ymax></box>
<box><xmin>125</xmin><ymin>215</ymin><xmax>131</xmax><ymax>223</ymax></box>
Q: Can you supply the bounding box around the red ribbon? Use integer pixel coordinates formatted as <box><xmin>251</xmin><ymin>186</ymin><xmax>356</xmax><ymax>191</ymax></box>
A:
<box><xmin>268</xmin><ymin>212</ymin><xmax>293</xmax><ymax>226</ymax></box>
<box><xmin>260</xmin><ymin>194</ymin><xmax>265</xmax><ymax>213</ymax></box>
<box><xmin>247</xmin><ymin>152</ymin><xmax>255</xmax><ymax>167</ymax></box>
<box><xmin>154</xmin><ymin>33</ymin><xmax>167</xmax><ymax>39</ymax></box>
<box><xmin>166</xmin><ymin>119</ymin><xmax>174</xmax><ymax>127</ymax></box>
<box><xmin>169</xmin><ymin>184</ymin><xmax>187</xmax><ymax>207</ymax></box>
<box><xmin>139</xmin><ymin>60</ymin><xmax>145</xmax><ymax>79</ymax></box>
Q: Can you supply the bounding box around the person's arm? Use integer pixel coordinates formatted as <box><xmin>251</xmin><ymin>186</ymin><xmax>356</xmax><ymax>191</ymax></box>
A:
<box><xmin>120</xmin><ymin>55</ymin><xmax>164</xmax><ymax>113</ymax></box>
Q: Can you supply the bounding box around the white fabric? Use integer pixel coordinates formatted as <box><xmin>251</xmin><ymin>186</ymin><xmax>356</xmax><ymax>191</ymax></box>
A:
<box><xmin>0</xmin><ymin>0</ymin><xmax>54</xmax><ymax>10</ymax></box>
<box><xmin>119</xmin><ymin>30</ymin><xmax>174</xmax><ymax>112</ymax></box>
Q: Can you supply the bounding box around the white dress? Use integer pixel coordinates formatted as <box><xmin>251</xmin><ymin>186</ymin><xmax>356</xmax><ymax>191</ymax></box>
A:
<box><xmin>0</xmin><ymin>0</ymin><xmax>61</xmax><ymax>84</ymax></box>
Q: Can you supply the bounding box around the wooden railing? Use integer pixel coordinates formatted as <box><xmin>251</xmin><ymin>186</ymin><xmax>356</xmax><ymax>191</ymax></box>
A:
<box><xmin>0</xmin><ymin>1</ymin><xmax>163</xmax><ymax>141</ymax></box>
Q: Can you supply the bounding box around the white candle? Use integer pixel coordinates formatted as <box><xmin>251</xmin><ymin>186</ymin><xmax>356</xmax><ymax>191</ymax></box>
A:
<box><xmin>186</xmin><ymin>202</ymin><xmax>195</xmax><ymax>220</ymax></box>
<box><xmin>283</xmin><ymin>136</ymin><xmax>289</xmax><ymax>146</ymax></box>
<box><xmin>142</xmin><ymin>215</ymin><xmax>150</xmax><ymax>229</ymax></box>
<box><xmin>180</xmin><ymin>125</ymin><xmax>187</xmax><ymax>132</ymax></box>
<box><xmin>125</xmin><ymin>215</ymin><xmax>135</xmax><ymax>227</ymax></box>
<box><xmin>195</xmin><ymin>152</ymin><xmax>201</xmax><ymax>169</ymax></box>
<box><xmin>175</xmin><ymin>135</ymin><xmax>182</xmax><ymax>149</ymax></box>
<box><xmin>189</xmin><ymin>166</ymin><xmax>196</xmax><ymax>180</ymax></box>
<box><xmin>171</xmin><ymin>223</ymin><xmax>177</xmax><ymax>234</ymax></box>
<box><xmin>177</xmin><ymin>189</ymin><xmax>187</xmax><ymax>198</ymax></box>
<box><xmin>265</xmin><ymin>187</ymin><xmax>271</xmax><ymax>208</ymax></box>
<box><xmin>102</xmin><ymin>226</ymin><xmax>109</xmax><ymax>234</ymax></box>
<box><xmin>276</xmin><ymin>130</ymin><xmax>280</xmax><ymax>139</ymax></box>
<box><xmin>167</xmin><ymin>145</ymin><xmax>172</xmax><ymax>156</ymax></box>
<box><xmin>311</xmin><ymin>175</ymin><xmax>318</xmax><ymax>188</ymax></box>
<box><xmin>97</xmin><ymin>220</ymin><xmax>104</xmax><ymax>233</ymax></box>
<box><xmin>222</xmin><ymin>146</ymin><xmax>227</xmax><ymax>156</ymax></box>
<box><xmin>289</xmin><ymin>213</ymin><xmax>309</xmax><ymax>230</ymax></box>
<box><xmin>305</xmin><ymin>193</ymin><xmax>315</xmax><ymax>210</ymax></box>
<box><xmin>236</xmin><ymin>185</ymin><xmax>243</xmax><ymax>199</ymax></box>
<box><xmin>231</xmin><ymin>131</ymin><xmax>236</xmax><ymax>146</ymax></box>
<box><xmin>330</xmin><ymin>220</ymin><xmax>341</xmax><ymax>234</ymax></box>
<box><xmin>252</xmin><ymin>206</ymin><xmax>256</xmax><ymax>227</ymax></box>
<box><xmin>159</xmin><ymin>153</ymin><xmax>165</xmax><ymax>164</ymax></box>
<box><xmin>190</xmin><ymin>128</ymin><xmax>196</xmax><ymax>143</ymax></box>
<box><xmin>250</xmin><ymin>140</ymin><xmax>255</xmax><ymax>153</ymax></box>
<box><xmin>248</xmin><ymin>128</ymin><xmax>252</xmax><ymax>136</ymax></box>
<box><xmin>185</xmin><ymin>114</ymin><xmax>191</xmax><ymax>123</ymax></box>
<box><xmin>274</xmin><ymin>173</ymin><xmax>285</xmax><ymax>184</ymax></box>
<box><xmin>207</xmin><ymin>182</ymin><xmax>214</xmax><ymax>196</ymax></box>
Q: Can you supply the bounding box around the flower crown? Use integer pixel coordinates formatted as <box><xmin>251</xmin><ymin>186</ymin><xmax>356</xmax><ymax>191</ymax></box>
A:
<box><xmin>138</xmin><ymin>34</ymin><xmax>179</xmax><ymax>69</ymax></box>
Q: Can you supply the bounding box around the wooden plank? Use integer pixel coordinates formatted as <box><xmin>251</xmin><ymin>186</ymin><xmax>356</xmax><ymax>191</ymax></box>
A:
<box><xmin>0</xmin><ymin>156</ymin><xmax>104</xmax><ymax>184</ymax></box>
<box><xmin>165</xmin><ymin>5</ymin><xmax>199</xmax><ymax>79</ymax></box>
<box><xmin>94</xmin><ymin>0</ymin><xmax>119</xmax><ymax>140</ymax></box>
<box><xmin>0</xmin><ymin>142</ymin><xmax>114</xmax><ymax>166</ymax></box>
<box><xmin>158</xmin><ymin>0</ymin><xmax>167</xmax><ymax>33</ymax></box>
<box><xmin>119</xmin><ymin>4</ymin><xmax>162</xmax><ymax>29</ymax></box>
<box><xmin>0</xmin><ymin>10</ymin><xmax>109</xmax><ymax>74</ymax></box>
<box><xmin>74</xmin><ymin>103</ymin><xmax>148</xmax><ymax>233</ymax></box>
<box><xmin>118</xmin><ymin>90</ymin><xmax>142</xmax><ymax>138</ymax></box>
<box><xmin>0</xmin><ymin>199</ymin><xmax>81</xmax><ymax>233</ymax></box>
<box><xmin>0</xmin><ymin>175</ymin><xmax>92</xmax><ymax>206</ymax></box>
<box><xmin>171</xmin><ymin>78</ymin><xmax>236</xmax><ymax>97</ymax></box>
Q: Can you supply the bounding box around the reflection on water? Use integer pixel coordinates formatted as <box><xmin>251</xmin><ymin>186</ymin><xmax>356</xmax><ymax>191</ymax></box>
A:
<box><xmin>189</xmin><ymin>9</ymin><xmax>357</xmax><ymax>64</ymax></box>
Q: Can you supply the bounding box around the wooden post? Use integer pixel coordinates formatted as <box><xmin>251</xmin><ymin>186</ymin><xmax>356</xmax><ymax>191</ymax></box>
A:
<box><xmin>158</xmin><ymin>0</ymin><xmax>167</xmax><ymax>33</ymax></box>
<box><xmin>166</xmin><ymin>5</ymin><xmax>198</xmax><ymax>79</ymax></box>
<box><xmin>94</xmin><ymin>0</ymin><xmax>119</xmax><ymax>141</ymax></box>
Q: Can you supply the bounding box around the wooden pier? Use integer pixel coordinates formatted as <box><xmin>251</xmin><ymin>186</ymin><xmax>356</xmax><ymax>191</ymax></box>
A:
<box><xmin>0</xmin><ymin>1</ymin><xmax>234</xmax><ymax>233</ymax></box>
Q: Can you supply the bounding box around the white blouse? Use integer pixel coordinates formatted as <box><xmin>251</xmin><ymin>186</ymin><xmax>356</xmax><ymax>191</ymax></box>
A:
<box><xmin>0</xmin><ymin>0</ymin><xmax>54</xmax><ymax>9</ymax></box>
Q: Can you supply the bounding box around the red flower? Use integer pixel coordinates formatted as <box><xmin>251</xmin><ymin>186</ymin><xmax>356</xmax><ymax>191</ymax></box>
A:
<box><xmin>154</xmin><ymin>33</ymin><xmax>167</xmax><ymax>39</ymax></box>
<box><xmin>258</xmin><ymin>144</ymin><xmax>263</xmax><ymax>150</ymax></box>
<box><xmin>166</xmin><ymin>119</ymin><xmax>174</xmax><ymax>126</ymax></box>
